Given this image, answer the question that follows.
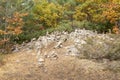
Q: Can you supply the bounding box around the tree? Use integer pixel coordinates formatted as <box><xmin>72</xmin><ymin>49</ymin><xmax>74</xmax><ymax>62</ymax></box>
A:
<box><xmin>0</xmin><ymin>0</ymin><xmax>29</xmax><ymax>53</ymax></box>
<box><xmin>32</xmin><ymin>0</ymin><xmax>64</xmax><ymax>27</ymax></box>
<box><xmin>73</xmin><ymin>0</ymin><xmax>102</xmax><ymax>22</ymax></box>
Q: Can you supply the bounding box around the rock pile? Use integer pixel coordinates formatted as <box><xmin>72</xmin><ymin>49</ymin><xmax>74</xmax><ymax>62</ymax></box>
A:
<box><xmin>13</xmin><ymin>29</ymin><xmax>115</xmax><ymax>65</ymax></box>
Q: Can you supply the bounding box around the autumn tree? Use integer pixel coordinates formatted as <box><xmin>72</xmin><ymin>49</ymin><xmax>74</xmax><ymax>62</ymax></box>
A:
<box><xmin>72</xmin><ymin>0</ymin><xmax>120</xmax><ymax>32</ymax></box>
<box><xmin>0</xmin><ymin>0</ymin><xmax>29</xmax><ymax>53</ymax></box>
<box><xmin>73</xmin><ymin>0</ymin><xmax>102</xmax><ymax>22</ymax></box>
<box><xmin>32</xmin><ymin>0</ymin><xmax>64</xmax><ymax>28</ymax></box>
<box><xmin>101</xmin><ymin>1</ymin><xmax>120</xmax><ymax>33</ymax></box>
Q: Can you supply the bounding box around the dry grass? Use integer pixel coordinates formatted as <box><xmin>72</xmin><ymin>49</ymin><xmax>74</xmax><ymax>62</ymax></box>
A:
<box><xmin>77</xmin><ymin>34</ymin><xmax>120</xmax><ymax>60</ymax></box>
<box><xmin>0</xmin><ymin>50</ymin><xmax>120</xmax><ymax>80</ymax></box>
<box><xmin>0</xmin><ymin>33</ymin><xmax>120</xmax><ymax>80</ymax></box>
<box><xmin>0</xmin><ymin>53</ymin><xmax>4</xmax><ymax>66</ymax></box>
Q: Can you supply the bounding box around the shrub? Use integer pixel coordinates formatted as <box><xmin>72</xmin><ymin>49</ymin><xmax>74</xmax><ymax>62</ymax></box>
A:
<box><xmin>72</xmin><ymin>20</ymin><xmax>107</xmax><ymax>33</ymax></box>
<box><xmin>77</xmin><ymin>34</ymin><xmax>120</xmax><ymax>60</ymax></box>
<box><xmin>13</xmin><ymin>30</ymin><xmax>46</xmax><ymax>44</ymax></box>
<box><xmin>56</xmin><ymin>21</ymin><xmax>73</xmax><ymax>32</ymax></box>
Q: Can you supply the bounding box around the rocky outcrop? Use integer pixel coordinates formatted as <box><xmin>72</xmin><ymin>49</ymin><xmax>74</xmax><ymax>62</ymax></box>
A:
<box><xmin>12</xmin><ymin>29</ymin><xmax>119</xmax><ymax>66</ymax></box>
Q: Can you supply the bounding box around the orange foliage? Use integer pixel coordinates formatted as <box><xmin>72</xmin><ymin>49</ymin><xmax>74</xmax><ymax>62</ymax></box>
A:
<box><xmin>0</xmin><ymin>12</ymin><xmax>28</xmax><ymax>46</ymax></box>
<box><xmin>5</xmin><ymin>12</ymin><xmax>28</xmax><ymax>35</ymax></box>
<box><xmin>14</xmin><ymin>27</ymin><xmax>23</xmax><ymax>35</ymax></box>
<box><xmin>101</xmin><ymin>2</ymin><xmax>120</xmax><ymax>32</ymax></box>
<box><xmin>0</xmin><ymin>30</ymin><xmax>7</xmax><ymax>35</ymax></box>
<box><xmin>0</xmin><ymin>38</ymin><xmax>9</xmax><ymax>45</ymax></box>
<box><xmin>112</xmin><ymin>25</ymin><xmax>120</xmax><ymax>34</ymax></box>
<box><xmin>102</xmin><ymin>3</ymin><xmax>120</xmax><ymax>24</ymax></box>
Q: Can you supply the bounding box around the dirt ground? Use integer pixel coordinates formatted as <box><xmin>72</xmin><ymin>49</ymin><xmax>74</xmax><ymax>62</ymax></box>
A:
<box><xmin>0</xmin><ymin>42</ymin><xmax>120</xmax><ymax>80</ymax></box>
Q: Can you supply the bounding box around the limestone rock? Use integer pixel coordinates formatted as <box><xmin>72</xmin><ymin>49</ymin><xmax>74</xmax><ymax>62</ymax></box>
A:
<box><xmin>47</xmin><ymin>51</ymin><xmax>58</xmax><ymax>60</ymax></box>
<box><xmin>38</xmin><ymin>57</ymin><xmax>45</xmax><ymax>65</ymax></box>
<box><xmin>54</xmin><ymin>41</ymin><xmax>63</xmax><ymax>48</ymax></box>
<box><xmin>66</xmin><ymin>45</ymin><xmax>79</xmax><ymax>56</ymax></box>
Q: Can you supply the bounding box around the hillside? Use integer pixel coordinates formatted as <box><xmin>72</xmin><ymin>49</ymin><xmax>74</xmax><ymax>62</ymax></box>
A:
<box><xmin>0</xmin><ymin>29</ymin><xmax>120</xmax><ymax>80</ymax></box>
<box><xmin>1</xmin><ymin>0</ymin><xmax>120</xmax><ymax>80</ymax></box>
